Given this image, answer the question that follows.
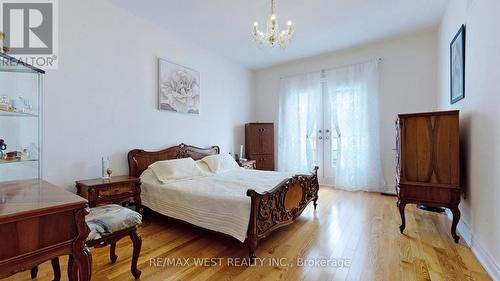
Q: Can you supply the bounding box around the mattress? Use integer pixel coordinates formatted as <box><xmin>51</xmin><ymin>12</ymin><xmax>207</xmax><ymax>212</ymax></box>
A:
<box><xmin>140</xmin><ymin>168</ymin><xmax>294</xmax><ymax>242</ymax></box>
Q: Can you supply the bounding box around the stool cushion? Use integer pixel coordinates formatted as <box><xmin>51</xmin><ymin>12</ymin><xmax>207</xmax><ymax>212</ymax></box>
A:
<box><xmin>86</xmin><ymin>204</ymin><xmax>142</xmax><ymax>241</ymax></box>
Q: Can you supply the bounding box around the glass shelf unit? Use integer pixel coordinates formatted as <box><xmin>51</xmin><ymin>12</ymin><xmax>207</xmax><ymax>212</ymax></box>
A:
<box><xmin>0</xmin><ymin>53</ymin><xmax>45</xmax><ymax>182</ymax></box>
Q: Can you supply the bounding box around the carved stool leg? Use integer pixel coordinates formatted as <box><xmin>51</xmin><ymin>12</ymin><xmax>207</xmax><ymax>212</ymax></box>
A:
<box><xmin>129</xmin><ymin>229</ymin><xmax>142</xmax><ymax>279</ymax></box>
<box><xmin>398</xmin><ymin>201</ymin><xmax>406</xmax><ymax>233</ymax></box>
<box><xmin>30</xmin><ymin>266</ymin><xmax>38</xmax><ymax>279</ymax></box>
<box><xmin>110</xmin><ymin>241</ymin><xmax>118</xmax><ymax>264</ymax></box>
<box><xmin>50</xmin><ymin>258</ymin><xmax>61</xmax><ymax>281</ymax></box>
<box><xmin>450</xmin><ymin>206</ymin><xmax>461</xmax><ymax>243</ymax></box>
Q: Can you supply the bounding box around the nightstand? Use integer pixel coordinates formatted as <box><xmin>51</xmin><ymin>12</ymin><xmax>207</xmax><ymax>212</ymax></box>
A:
<box><xmin>238</xmin><ymin>160</ymin><xmax>256</xmax><ymax>169</ymax></box>
<box><xmin>76</xmin><ymin>175</ymin><xmax>141</xmax><ymax>211</ymax></box>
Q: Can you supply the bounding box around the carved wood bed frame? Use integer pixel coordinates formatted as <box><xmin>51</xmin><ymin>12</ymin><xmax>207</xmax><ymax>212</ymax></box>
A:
<box><xmin>128</xmin><ymin>143</ymin><xmax>319</xmax><ymax>260</ymax></box>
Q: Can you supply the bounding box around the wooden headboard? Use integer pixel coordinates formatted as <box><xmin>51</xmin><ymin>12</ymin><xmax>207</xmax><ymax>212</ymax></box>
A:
<box><xmin>127</xmin><ymin>143</ymin><xmax>220</xmax><ymax>177</ymax></box>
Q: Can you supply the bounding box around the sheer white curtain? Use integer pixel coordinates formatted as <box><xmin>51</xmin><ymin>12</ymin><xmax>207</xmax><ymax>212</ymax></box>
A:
<box><xmin>326</xmin><ymin>61</ymin><xmax>385</xmax><ymax>191</ymax></box>
<box><xmin>278</xmin><ymin>72</ymin><xmax>322</xmax><ymax>172</ymax></box>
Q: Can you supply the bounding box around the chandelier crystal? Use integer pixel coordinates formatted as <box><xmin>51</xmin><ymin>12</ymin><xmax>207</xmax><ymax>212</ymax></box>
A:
<box><xmin>252</xmin><ymin>0</ymin><xmax>294</xmax><ymax>48</ymax></box>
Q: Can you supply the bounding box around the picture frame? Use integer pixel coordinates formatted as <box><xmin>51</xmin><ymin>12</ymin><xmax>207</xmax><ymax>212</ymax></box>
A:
<box><xmin>450</xmin><ymin>24</ymin><xmax>465</xmax><ymax>104</ymax></box>
<box><xmin>158</xmin><ymin>58</ymin><xmax>200</xmax><ymax>114</ymax></box>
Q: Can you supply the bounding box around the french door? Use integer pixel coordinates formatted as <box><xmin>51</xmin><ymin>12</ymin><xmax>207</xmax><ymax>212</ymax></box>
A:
<box><xmin>314</xmin><ymin>77</ymin><xmax>339</xmax><ymax>186</ymax></box>
<box><xmin>279</xmin><ymin>61</ymin><xmax>382</xmax><ymax>191</ymax></box>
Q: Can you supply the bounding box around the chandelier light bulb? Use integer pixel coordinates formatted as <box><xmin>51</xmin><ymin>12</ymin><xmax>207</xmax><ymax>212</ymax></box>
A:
<box><xmin>254</xmin><ymin>22</ymin><xmax>259</xmax><ymax>27</ymax></box>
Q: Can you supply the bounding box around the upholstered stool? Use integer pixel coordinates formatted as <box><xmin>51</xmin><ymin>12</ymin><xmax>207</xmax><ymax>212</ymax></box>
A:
<box><xmin>31</xmin><ymin>204</ymin><xmax>142</xmax><ymax>280</ymax></box>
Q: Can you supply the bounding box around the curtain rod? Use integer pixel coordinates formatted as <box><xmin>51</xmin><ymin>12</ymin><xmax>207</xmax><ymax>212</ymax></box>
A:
<box><xmin>279</xmin><ymin>57</ymin><xmax>382</xmax><ymax>80</ymax></box>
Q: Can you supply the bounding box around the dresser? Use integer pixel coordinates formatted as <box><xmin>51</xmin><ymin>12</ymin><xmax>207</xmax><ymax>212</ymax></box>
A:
<box><xmin>0</xmin><ymin>179</ymin><xmax>91</xmax><ymax>280</ymax></box>
<box><xmin>396</xmin><ymin>110</ymin><xmax>461</xmax><ymax>243</ymax></box>
<box><xmin>245</xmin><ymin>123</ymin><xmax>275</xmax><ymax>171</ymax></box>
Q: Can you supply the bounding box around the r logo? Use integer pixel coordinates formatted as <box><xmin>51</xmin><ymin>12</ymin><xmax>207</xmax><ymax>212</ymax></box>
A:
<box><xmin>2</xmin><ymin>2</ymin><xmax>53</xmax><ymax>54</ymax></box>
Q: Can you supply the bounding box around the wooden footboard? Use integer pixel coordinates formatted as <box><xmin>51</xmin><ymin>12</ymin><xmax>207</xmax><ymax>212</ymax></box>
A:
<box><xmin>245</xmin><ymin>166</ymin><xmax>320</xmax><ymax>260</ymax></box>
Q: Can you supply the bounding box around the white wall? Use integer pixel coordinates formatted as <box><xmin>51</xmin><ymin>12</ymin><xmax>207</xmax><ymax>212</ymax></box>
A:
<box><xmin>42</xmin><ymin>0</ymin><xmax>254</xmax><ymax>189</ymax></box>
<box><xmin>254</xmin><ymin>31</ymin><xmax>438</xmax><ymax>192</ymax></box>
<box><xmin>437</xmin><ymin>0</ymin><xmax>500</xmax><ymax>279</ymax></box>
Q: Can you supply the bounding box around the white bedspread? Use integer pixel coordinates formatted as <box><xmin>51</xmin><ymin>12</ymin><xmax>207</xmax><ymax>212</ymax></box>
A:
<box><xmin>140</xmin><ymin>168</ymin><xmax>294</xmax><ymax>242</ymax></box>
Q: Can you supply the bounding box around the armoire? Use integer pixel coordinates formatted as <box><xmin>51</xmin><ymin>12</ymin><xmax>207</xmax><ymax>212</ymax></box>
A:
<box><xmin>395</xmin><ymin>110</ymin><xmax>462</xmax><ymax>243</ymax></box>
<box><xmin>245</xmin><ymin>123</ymin><xmax>275</xmax><ymax>171</ymax></box>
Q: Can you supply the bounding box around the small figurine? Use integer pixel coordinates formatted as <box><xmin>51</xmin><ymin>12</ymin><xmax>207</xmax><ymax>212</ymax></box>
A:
<box><xmin>0</xmin><ymin>139</ymin><xmax>6</xmax><ymax>159</ymax></box>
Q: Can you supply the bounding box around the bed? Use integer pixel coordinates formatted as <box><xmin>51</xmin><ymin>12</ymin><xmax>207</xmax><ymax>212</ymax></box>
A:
<box><xmin>128</xmin><ymin>143</ymin><xmax>319</xmax><ymax>260</ymax></box>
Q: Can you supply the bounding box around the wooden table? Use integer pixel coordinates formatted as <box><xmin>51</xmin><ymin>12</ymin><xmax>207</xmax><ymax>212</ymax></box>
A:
<box><xmin>0</xmin><ymin>179</ymin><xmax>91</xmax><ymax>281</ymax></box>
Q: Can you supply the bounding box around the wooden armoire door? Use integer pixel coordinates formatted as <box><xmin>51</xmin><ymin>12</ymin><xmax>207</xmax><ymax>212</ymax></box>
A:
<box><xmin>259</xmin><ymin>125</ymin><xmax>274</xmax><ymax>155</ymax></box>
<box><xmin>400</xmin><ymin>114</ymin><xmax>459</xmax><ymax>186</ymax></box>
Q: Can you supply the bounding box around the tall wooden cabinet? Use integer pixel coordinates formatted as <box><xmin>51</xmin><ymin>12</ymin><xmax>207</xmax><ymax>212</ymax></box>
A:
<box><xmin>396</xmin><ymin>110</ymin><xmax>462</xmax><ymax>243</ymax></box>
<box><xmin>245</xmin><ymin>123</ymin><xmax>275</xmax><ymax>171</ymax></box>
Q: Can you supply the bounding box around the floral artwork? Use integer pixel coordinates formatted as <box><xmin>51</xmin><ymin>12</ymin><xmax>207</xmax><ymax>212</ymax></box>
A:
<box><xmin>158</xmin><ymin>59</ymin><xmax>200</xmax><ymax>114</ymax></box>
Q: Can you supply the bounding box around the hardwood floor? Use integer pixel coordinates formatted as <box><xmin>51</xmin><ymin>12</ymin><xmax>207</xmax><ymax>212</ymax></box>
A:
<box><xmin>5</xmin><ymin>188</ymin><xmax>491</xmax><ymax>281</ymax></box>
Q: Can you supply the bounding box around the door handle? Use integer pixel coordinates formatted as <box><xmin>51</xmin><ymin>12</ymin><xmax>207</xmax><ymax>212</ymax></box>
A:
<box><xmin>319</xmin><ymin>136</ymin><xmax>323</xmax><ymax>140</ymax></box>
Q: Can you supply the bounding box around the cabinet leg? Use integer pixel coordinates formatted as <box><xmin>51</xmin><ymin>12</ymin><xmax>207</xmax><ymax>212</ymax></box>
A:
<box><xmin>398</xmin><ymin>201</ymin><xmax>406</xmax><ymax>233</ymax></box>
<box><xmin>51</xmin><ymin>258</ymin><xmax>61</xmax><ymax>281</ymax></box>
<box><xmin>67</xmin><ymin>255</ymin><xmax>76</xmax><ymax>281</ymax></box>
<box><xmin>451</xmin><ymin>206</ymin><xmax>461</xmax><ymax>243</ymax></box>
<box><xmin>135</xmin><ymin>194</ymin><xmax>142</xmax><ymax>213</ymax></box>
<box><xmin>30</xmin><ymin>266</ymin><xmax>38</xmax><ymax>279</ymax></box>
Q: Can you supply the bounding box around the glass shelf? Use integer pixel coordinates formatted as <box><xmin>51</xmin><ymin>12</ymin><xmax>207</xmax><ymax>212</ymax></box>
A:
<box><xmin>0</xmin><ymin>110</ymin><xmax>38</xmax><ymax>117</ymax></box>
<box><xmin>0</xmin><ymin>158</ymin><xmax>39</xmax><ymax>164</ymax></box>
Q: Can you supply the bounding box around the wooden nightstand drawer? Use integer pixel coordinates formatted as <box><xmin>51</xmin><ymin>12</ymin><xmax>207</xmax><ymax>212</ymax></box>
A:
<box><xmin>96</xmin><ymin>184</ymin><xmax>134</xmax><ymax>199</ymax></box>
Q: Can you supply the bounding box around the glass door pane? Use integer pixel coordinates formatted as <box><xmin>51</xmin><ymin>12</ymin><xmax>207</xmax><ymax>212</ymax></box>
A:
<box><xmin>0</xmin><ymin>54</ymin><xmax>43</xmax><ymax>182</ymax></box>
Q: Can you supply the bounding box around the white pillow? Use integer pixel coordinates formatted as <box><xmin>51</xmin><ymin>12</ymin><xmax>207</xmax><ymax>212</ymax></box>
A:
<box><xmin>201</xmin><ymin>153</ymin><xmax>239</xmax><ymax>173</ymax></box>
<box><xmin>149</xmin><ymin>158</ymin><xmax>204</xmax><ymax>183</ymax></box>
<box><xmin>195</xmin><ymin>160</ymin><xmax>213</xmax><ymax>174</ymax></box>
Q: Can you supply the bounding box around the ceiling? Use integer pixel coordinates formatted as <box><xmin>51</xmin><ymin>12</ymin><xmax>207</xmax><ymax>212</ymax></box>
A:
<box><xmin>109</xmin><ymin>0</ymin><xmax>449</xmax><ymax>70</ymax></box>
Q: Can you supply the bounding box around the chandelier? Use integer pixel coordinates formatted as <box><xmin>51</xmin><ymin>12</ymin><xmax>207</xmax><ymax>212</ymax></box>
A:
<box><xmin>252</xmin><ymin>0</ymin><xmax>294</xmax><ymax>48</ymax></box>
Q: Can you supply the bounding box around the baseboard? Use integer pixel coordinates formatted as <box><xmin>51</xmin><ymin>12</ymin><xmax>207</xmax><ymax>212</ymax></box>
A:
<box><xmin>381</xmin><ymin>185</ymin><xmax>396</xmax><ymax>195</ymax></box>
<box><xmin>445</xmin><ymin>210</ymin><xmax>500</xmax><ymax>281</ymax></box>
<box><xmin>319</xmin><ymin>184</ymin><xmax>397</xmax><ymax>194</ymax></box>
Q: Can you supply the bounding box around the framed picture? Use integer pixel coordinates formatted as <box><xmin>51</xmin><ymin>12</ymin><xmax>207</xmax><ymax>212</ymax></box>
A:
<box><xmin>158</xmin><ymin>58</ymin><xmax>200</xmax><ymax>114</ymax></box>
<box><xmin>450</xmin><ymin>25</ymin><xmax>465</xmax><ymax>104</ymax></box>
